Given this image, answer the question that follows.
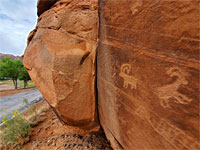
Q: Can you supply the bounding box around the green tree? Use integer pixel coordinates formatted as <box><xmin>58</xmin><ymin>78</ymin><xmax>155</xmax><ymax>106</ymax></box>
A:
<box><xmin>18</xmin><ymin>67</ymin><xmax>31</xmax><ymax>88</ymax></box>
<box><xmin>0</xmin><ymin>57</ymin><xmax>23</xmax><ymax>89</ymax></box>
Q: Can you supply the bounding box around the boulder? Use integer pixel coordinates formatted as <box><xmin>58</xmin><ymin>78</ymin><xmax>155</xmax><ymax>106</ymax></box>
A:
<box><xmin>24</xmin><ymin>0</ymin><xmax>98</xmax><ymax>128</ymax></box>
<box><xmin>97</xmin><ymin>0</ymin><xmax>200</xmax><ymax>149</ymax></box>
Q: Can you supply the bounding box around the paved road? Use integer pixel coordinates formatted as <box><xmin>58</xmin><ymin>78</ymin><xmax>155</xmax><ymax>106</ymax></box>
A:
<box><xmin>0</xmin><ymin>89</ymin><xmax>43</xmax><ymax>122</ymax></box>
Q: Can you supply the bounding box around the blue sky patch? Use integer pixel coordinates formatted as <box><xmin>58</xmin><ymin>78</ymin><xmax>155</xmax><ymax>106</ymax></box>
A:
<box><xmin>0</xmin><ymin>0</ymin><xmax>37</xmax><ymax>56</ymax></box>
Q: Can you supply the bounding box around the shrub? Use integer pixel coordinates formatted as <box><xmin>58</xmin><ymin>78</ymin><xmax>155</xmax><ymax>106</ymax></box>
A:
<box><xmin>23</xmin><ymin>99</ymin><xmax>38</xmax><ymax>126</ymax></box>
<box><xmin>0</xmin><ymin>109</ymin><xmax>32</xmax><ymax>148</ymax></box>
<box><xmin>0</xmin><ymin>99</ymin><xmax>48</xmax><ymax>149</ymax></box>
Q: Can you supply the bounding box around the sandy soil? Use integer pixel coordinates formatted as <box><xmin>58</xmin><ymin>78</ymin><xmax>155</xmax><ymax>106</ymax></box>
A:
<box><xmin>0</xmin><ymin>87</ymin><xmax>36</xmax><ymax>98</ymax></box>
<box><xmin>22</xmin><ymin>101</ymin><xmax>112</xmax><ymax>150</ymax></box>
<box><xmin>0</xmin><ymin>84</ymin><xmax>14</xmax><ymax>91</ymax></box>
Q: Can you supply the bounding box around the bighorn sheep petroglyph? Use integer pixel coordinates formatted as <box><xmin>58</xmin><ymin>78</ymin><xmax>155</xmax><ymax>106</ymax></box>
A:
<box><xmin>156</xmin><ymin>67</ymin><xmax>192</xmax><ymax>109</ymax></box>
<box><xmin>119</xmin><ymin>63</ymin><xmax>138</xmax><ymax>90</ymax></box>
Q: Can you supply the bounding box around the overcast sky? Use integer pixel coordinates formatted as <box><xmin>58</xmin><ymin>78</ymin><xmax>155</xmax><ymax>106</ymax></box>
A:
<box><xmin>0</xmin><ymin>0</ymin><xmax>37</xmax><ymax>56</ymax></box>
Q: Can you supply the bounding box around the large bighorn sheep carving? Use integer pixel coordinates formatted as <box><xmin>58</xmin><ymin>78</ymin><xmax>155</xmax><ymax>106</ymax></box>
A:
<box><xmin>156</xmin><ymin>67</ymin><xmax>192</xmax><ymax>109</ymax></box>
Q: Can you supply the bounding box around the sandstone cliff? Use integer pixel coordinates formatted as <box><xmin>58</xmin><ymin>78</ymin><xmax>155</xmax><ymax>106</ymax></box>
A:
<box><xmin>98</xmin><ymin>0</ymin><xmax>199</xmax><ymax>149</ymax></box>
<box><xmin>24</xmin><ymin>0</ymin><xmax>200</xmax><ymax>149</ymax></box>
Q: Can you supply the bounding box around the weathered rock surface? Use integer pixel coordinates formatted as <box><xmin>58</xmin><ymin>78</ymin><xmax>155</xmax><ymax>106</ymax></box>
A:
<box><xmin>24</xmin><ymin>0</ymin><xmax>200</xmax><ymax>149</ymax></box>
<box><xmin>97</xmin><ymin>0</ymin><xmax>200</xmax><ymax>149</ymax></box>
<box><xmin>24</xmin><ymin>0</ymin><xmax>98</xmax><ymax>128</ymax></box>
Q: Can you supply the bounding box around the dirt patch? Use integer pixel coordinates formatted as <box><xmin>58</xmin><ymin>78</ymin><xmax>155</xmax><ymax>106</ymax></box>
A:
<box><xmin>0</xmin><ymin>87</ymin><xmax>36</xmax><ymax>98</ymax></box>
<box><xmin>0</xmin><ymin>84</ymin><xmax>13</xmax><ymax>91</ymax></box>
<box><xmin>22</xmin><ymin>101</ymin><xmax>112</xmax><ymax>150</ymax></box>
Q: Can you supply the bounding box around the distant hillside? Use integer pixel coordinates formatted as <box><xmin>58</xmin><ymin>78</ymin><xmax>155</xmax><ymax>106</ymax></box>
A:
<box><xmin>0</xmin><ymin>53</ymin><xmax>23</xmax><ymax>61</ymax></box>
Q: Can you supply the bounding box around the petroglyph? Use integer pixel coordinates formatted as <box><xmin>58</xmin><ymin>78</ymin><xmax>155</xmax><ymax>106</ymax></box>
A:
<box><xmin>119</xmin><ymin>64</ymin><xmax>138</xmax><ymax>90</ymax></box>
<box><xmin>135</xmin><ymin>106</ymin><xmax>147</xmax><ymax>119</ymax></box>
<box><xmin>155</xmin><ymin>119</ymin><xmax>199</xmax><ymax>149</ymax></box>
<box><xmin>58</xmin><ymin>71</ymin><xmax>66</xmax><ymax>75</ymax></box>
<box><xmin>135</xmin><ymin>106</ymin><xmax>159</xmax><ymax>128</ymax></box>
<box><xmin>156</xmin><ymin>67</ymin><xmax>192</xmax><ymax>108</ymax></box>
<box><xmin>112</xmin><ymin>72</ymin><xmax>116</xmax><ymax>77</ymax></box>
<box><xmin>155</xmin><ymin>119</ymin><xmax>181</xmax><ymax>141</ymax></box>
<box><xmin>119</xmin><ymin>116</ymin><xmax>127</xmax><ymax>126</ymax></box>
<box><xmin>126</xmin><ymin>128</ymin><xmax>135</xmax><ymax>138</ymax></box>
<box><xmin>130</xmin><ymin>0</ymin><xmax>143</xmax><ymax>15</ymax></box>
<box><xmin>135</xmin><ymin>106</ymin><xmax>198</xmax><ymax>149</ymax></box>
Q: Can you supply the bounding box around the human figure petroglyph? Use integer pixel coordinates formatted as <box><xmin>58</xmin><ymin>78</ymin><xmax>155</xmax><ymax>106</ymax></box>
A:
<box><xmin>119</xmin><ymin>63</ymin><xmax>138</xmax><ymax>90</ymax></box>
<box><xmin>156</xmin><ymin>67</ymin><xmax>192</xmax><ymax>109</ymax></box>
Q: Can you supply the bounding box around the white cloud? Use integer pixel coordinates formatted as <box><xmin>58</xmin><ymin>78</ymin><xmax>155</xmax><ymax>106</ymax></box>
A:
<box><xmin>0</xmin><ymin>0</ymin><xmax>37</xmax><ymax>56</ymax></box>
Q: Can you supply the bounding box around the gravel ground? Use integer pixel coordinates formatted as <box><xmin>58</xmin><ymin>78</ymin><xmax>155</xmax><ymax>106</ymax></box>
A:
<box><xmin>31</xmin><ymin>133</ymin><xmax>112</xmax><ymax>150</ymax></box>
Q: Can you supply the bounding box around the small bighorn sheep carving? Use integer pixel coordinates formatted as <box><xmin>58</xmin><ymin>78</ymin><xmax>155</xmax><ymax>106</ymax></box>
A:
<box><xmin>119</xmin><ymin>64</ymin><xmax>138</xmax><ymax>90</ymax></box>
<box><xmin>156</xmin><ymin>67</ymin><xmax>192</xmax><ymax>109</ymax></box>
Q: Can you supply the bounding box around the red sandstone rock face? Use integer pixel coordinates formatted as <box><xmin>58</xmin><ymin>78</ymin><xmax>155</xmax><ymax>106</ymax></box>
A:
<box><xmin>24</xmin><ymin>0</ymin><xmax>200</xmax><ymax>149</ymax></box>
<box><xmin>97</xmin><ymin>0</ymin><xmax>200</xmax><ymax>149</ymax></box>
<box><xmin>24</xmin><ymin>0</ymin><xmax>98</xmax><ymax>128</ymax></box>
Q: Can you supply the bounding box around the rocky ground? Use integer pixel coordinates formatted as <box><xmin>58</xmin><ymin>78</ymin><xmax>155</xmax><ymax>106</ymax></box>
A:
<box><xmin>23</xmin><ymin>100</ymin><xmax>112</xmax><ymax>150</ymax></box>
<box><xmin>29</xmin><ymin>133</ymin><xmax>112</xmax><ymax>150</ymax></box>
<box><xmin>0</xmin><ymin>89</ymin><xmax>112</xmax><ymax>150</ymax></box>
